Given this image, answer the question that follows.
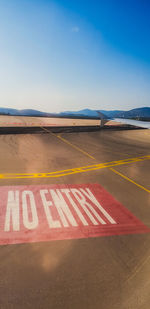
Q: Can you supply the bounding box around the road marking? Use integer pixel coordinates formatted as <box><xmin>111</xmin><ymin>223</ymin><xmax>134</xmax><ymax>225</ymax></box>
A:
<box><xmin>56</xmin><ymin>133</ymin><xmax>96</xmax><ymax>160</ymax></box>
<box><xmin>126</xmin><ymin>253</ymin><xmax>150</xmax><ymax>282</ymax></box>
<box><xmin>40</xmin><ymin>126</ymin><xmax>51</xmax><ymax>133</ymax></box>
<box><xmin>41</xmin><ymin>127</ymin><xmax>96</xmax><ymax>159</ymax></box>
<box><xmin>0</xmin><ymin>183</ymin><xmax>149</xmax><ymax>245</ymax></box>
<box><xmin>110</xmin><ymin>168</ymin><xmax>150</xmax><ymax>193</ymax></box>
<box><xmin>41</xmin><ymin>127</ymin><xmax>133</xmax><ymax>158</ymax></box>
<box><xmin>0</xmin><ymin>155</ymin><xmax>149</xmax><ymax>180</ymax></box>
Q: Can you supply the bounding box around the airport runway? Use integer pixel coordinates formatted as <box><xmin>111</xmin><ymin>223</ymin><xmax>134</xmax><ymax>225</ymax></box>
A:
<box><xmin>0</xmin><ymin>114</ymin><xmax>100</xmax><ymax>127</ymax></box>
<box><xmin>0</xmin><ymin>128</ymin><xmax>150</xmax><ymax>309</ymax></box>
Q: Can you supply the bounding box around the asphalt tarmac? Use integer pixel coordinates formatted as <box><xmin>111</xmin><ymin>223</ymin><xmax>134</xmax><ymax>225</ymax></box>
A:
<box><xmin>0</xmin><ymin>128</ymin><xmax>150</xmax><ymax>309</ymax></box>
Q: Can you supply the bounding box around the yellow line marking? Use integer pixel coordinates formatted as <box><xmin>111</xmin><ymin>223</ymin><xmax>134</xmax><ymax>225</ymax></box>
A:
<box><xmin>56</xmin><ymin>134</ymin><xmax>96</xmax><ymax>160</ymax></box>
<box><xmin>0</xmin><ymin>155</ymin><xmax>150</xmax><ymax>180</ymax></box>
<box><xmin>126</xmin><ymin>254</ymin><xmax>150</xmax><ymax>282</ymax></box>
<box><xmin>40</xmin><ymin>126</ymin><xmax>51</xmax><ymax>133</ymax></box>
<box><xmin>41</xmin><ymin>127</ymin><xmax>136</xmax><ymax>159</ymax></box>
<box><xmin>110</xmin><ymin>168</ymin><xmax>150</xmax><ymax>193</ymax></box>
<box><xmin>41</xmin><ymin>127</ymin><xmax>96</xmax><ymax>160</ymax></box>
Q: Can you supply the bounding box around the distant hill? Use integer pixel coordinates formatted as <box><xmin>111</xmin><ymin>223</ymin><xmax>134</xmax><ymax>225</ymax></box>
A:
<box><xmin>0</xmin><ymin>107</ymin><xmax>105</xmax><ymax>119</ymax></box>
<box><xmin>60</xmin><ymin>108</ymin><xmax>124</xmax><ymax>118</ymax></box>
<box><xmin>60</xmin><ymin>109</ymin><xmax>101</xmax><ymax>118</ymax></box>
<box><xmin>61</xmin><ymin>107</ymin><xmax>150</xmax><ymax>120</ymax></box>
<box><xmin>0</xmin><ymin>108</ymin><xmax>20</xmax><ymax>115</ymax></box>
<box><xmin>99</xmin><ymin>110</ymin><xmax>124</xmax><ymax>118</ymax></box>
<box><xmin>0</xmin><ymin>108</ymin><xmax>57</xmax><ymax>117</ymax></box>
<box><xmin>114</xmin><ymin>107</ymin><xmax>150</xmax><ymax>119</ymax></box>
<box><xmin>0</xmin><ymin>107</ymin><xmax>149</xmax><ymax>120</ymax></box>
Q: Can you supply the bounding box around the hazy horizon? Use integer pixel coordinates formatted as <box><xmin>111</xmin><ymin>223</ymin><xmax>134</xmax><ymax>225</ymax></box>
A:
<box><xmin>0</xmin><ymin>105</ymin><xmax>149</xmax><ymax>114</ymax></box>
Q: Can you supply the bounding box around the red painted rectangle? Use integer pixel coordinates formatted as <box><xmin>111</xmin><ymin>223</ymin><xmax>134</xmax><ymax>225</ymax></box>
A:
<box><xmin>0</xmin><ymin>184</ymin><xmax>149</xmax><ymax>245</ymax></box>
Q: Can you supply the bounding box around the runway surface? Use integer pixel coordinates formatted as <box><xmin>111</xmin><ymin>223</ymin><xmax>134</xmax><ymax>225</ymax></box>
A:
<box><xmin>0</xmin><ymin>115</ymin><xmax>100</xmax><ymax>127</ymax></box>
<box><xmin>0</xmin><ymin>128</ymin><xmax>150</xmax><ymax>309</ymax></box>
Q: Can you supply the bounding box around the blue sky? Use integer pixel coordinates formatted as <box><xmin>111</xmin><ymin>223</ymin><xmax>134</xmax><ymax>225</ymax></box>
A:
<box><xmin>0</xmin><ymin>0</ymin><xmax>150</xmax><ymax>112</ymax></box>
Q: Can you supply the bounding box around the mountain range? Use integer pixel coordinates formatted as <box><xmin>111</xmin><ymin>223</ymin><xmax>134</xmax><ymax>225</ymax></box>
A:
<box><xmin>61</xmin><ymin>107</ymin><xmax>150</xmax><ymax>119</ymax></box>
<box><xmin>0</xmin><ymin>107</ymin><xmax>150</xmax><ymax>120</ymax></box>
